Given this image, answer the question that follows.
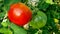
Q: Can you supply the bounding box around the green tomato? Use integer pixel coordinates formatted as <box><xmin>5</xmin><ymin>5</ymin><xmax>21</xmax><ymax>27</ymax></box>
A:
<box><xmin>30</xmin><ymin>11</ymin><xmax>47</xmax><ymax>29</ymax></box>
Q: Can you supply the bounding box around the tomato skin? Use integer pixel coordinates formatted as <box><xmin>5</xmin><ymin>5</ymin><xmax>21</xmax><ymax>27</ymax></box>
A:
<box><xmin>8</xmin><ymin>3</ymin><xmax>32</xmax><ymax>26</ymax></box>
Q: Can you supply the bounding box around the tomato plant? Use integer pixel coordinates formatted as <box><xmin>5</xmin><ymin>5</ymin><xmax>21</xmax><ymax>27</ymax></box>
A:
<box><xmin>0</xmin><ymin>0</ymin><xmax>60</xmax><ymax>34</ymax></box>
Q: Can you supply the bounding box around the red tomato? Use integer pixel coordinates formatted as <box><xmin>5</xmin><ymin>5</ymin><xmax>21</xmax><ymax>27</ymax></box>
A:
<box><xmin>8</xmin><ymin>3</ymin><xmax>32</xmax><ymax>26</ymax></box>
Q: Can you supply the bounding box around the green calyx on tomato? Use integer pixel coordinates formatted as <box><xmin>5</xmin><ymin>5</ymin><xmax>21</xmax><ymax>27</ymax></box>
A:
<box><xmin>8</xmin><ymin>3</ymin><xmax>32</xmax><ymax>26</ymax></box>
<box><xmin>30</xmin><ymin>11</ymin><xmax>47</xmax><ymax>29</ymax></box>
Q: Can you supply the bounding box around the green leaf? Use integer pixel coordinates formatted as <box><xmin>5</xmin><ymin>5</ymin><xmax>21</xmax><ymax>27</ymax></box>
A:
<box><xmin>1</xmin><ymin>22</ymin><xmax>8</xmax><ymax>27</ymax></box>
<box><xmin>45</xmin><ymin>0</ymin><xmax>54</xmax><ymax>4</ymax></box>
<box><xmin>27</xmin><ymin>27</ymin><xmax>38</xmax><ymax>34</ymax></box>
<box><xmin>10</xmin><ymin>23</ymin><xmax>27</xmax><ymax>34</ymax></box>
<box><xmin>4</xmin><ymin>0</ymin><xmax>21</xmax><ymax>10</ymax></box>
<box><xmin>38</xmin><ymin>1</ymin><xmax>49</xmax><ymax>9</ymax></box>
<box><xmin>1</xmin><ymin>19</ymin><xmax>10</xmax><ymax>27</ymax></box>
<box><xmin>35</xmin><ymin>29</ymin><xmax>42</xmax><ymax>34</ymax></box>
<box><xmin>4</xmin><ymin>0</ymin><xmax>21</xmax><ymax>5</ymax></box>
<box><xmin>0</xmin><ymin>28</ymin><xmax>13</xmax><ymax>34</ymax></box>
<box><xmin>0</xmin><ymin>12</ymin><xmax>5</xmax><ymax>18</ymax></box>
<box><xmin>42</xmin><ymin>30</ymin><xmax>50</xmax><ymax>34</ymax></box>
<box><xmin>1</xmin><ymin>19</ymin><xmax>27</xmax><ymax>34</ymax></box>
<box><xmin>0</xmin><ymin>0</ymin><xmax>3</xmax><ymax>1</ymax></box>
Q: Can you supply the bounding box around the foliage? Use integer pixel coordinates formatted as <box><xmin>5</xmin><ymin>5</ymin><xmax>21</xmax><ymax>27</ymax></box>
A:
<box><xmin>0</xmin><ymin>0</ymin><xmax>60</xmax><ymax>34</ymax></box>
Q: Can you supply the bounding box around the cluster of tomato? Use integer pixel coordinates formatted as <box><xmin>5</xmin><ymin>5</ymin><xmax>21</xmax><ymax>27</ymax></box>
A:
<box><xmin>8</xmin><ymin>2</ymin><xmax>47</xmax><ymax>29</ymax></box>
